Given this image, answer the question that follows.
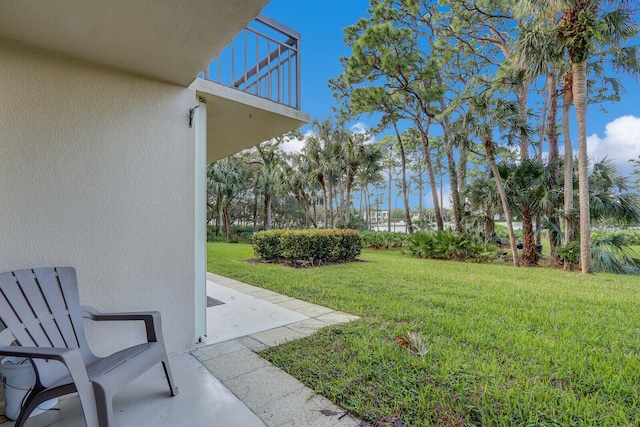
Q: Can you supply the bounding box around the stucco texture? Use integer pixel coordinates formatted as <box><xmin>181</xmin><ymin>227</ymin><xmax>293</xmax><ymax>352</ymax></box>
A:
<box><xmin>0</xmin><ymin>40</ymin><xmax>198</xmax><ymax>355</ymax></box>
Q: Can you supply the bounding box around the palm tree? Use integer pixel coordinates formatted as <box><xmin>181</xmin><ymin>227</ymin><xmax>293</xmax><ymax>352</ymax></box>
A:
<box><xmin>460</xmin><ymin>95</ymin><xmax>530</xmax><ymax>267</ymax></box>
<box><xmin>302</xmin><ymin>119</ymin><xmax>335</xmax><ymax>228</ymax></box>
<box><xmin>500</xmin><ymin>159</ymin><xmax>557</xmax><ymax>265</ymax></box>
<box><xmin>341</xmin><ymin>132</ymin><xmax>381</xmax><ymax>229</ymax></box>
<box><xmin>517</xmin><ymin>0</ymin><xmax>639</xmax><ymax>273</ymax></box>
<box><xmin>207</xmin><ymin>156</ymin><xmax>246</xmax><ymax>240</ymax></box>
<box><xmin>255</xmin><ymin>140</ymin><xmax>285</xmax><ymax>230</ymax></box>
<box><xmin>464</xmin><ymin>173</ymin><xmax>502</xmax><ymax>241</ymax></box>
<box><xmin>282</xmin><ymin>154</ymin><xmax>317</xmax><ymax>228</ymax></box>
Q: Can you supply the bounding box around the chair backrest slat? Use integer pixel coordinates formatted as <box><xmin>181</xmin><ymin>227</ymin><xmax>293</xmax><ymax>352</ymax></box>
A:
<box><xmin>0</xmin><ymin>271</ymin><xmax>51</xmax><ymax>347</ymax></box>
<box><xmin>13</xmin><ymin>269</ymin><xmax>68</xmax><ymax>347</ymax></box>
<box><xmin>33</xmin><ymin>268</ymin><xmax>82</xmax><ymax>348</ymax></box>
<box><xmin>44</xmin><ymin>267</ymin><xmax>88</xmax><ymax>350</ymax></box>
<box><xmin>0</xmin><ymin>268</ymin><xmax>87</xmax><ymax>352</ymax></box>
<box><xmin>0</xmin><ymin>273</ymin><xmax>37</xmax><ymax>346</ymax></box>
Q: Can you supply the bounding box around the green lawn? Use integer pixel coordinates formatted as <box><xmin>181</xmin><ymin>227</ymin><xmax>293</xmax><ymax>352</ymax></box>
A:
<box><xmin>207</xmin><ymin>242</ymin><xmax>640</xmax><ymax>426</ymax></box>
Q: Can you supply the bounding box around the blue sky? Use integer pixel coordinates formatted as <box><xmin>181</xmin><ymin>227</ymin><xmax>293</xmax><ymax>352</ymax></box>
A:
<box><xmin>262</xmin><ymin>0</ymin><xmax>640</xmax><ymax>208</ymax></box>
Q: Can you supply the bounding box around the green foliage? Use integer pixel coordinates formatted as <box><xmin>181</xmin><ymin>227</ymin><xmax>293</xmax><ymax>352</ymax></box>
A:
<box><xmin>591</xmin><ymin>233</ymin><xmax>640</xmax><ymax>275</ymax></box>
<box><xmin>495</xmin><ymin>224</ymin><xmax>523</xmax><ymax>241</ymax></box>
<box><xmin>251</xmin><ymin>230</ymin><xmax>283</xmax><ymax>260</ymax></box>
<box><xmin>207</xmin><ymin>225</ymin><xmax>254</xmax><ymax>243</ymax></box>
<box><xmin>335</xmin><ymin>210</ymin><xmax>367</xmax><ymax>231</ymax></box>
<box><xmin>556</xmin><ymin>240</ymin><xmax>581</xmax><ymax>271</ymax></box>
<box><xmin>406</xmin><ymin>230</ymin><xmax>498</xmax><ymax>261</ymax></box>
<box><xmin>252</xmin><ymin>229</ymin><xmax>362</xmax><ymax>264</ymax></box>
<box><xmin>360</xmin><ymin>231</ymin><xmax>408</xmax><ymax>249</ymax></box>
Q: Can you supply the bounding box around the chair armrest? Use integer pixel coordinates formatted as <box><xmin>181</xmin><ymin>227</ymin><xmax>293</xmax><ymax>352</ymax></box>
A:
<box><xmin>0</xmin><ymin>345</ymin><xmax>99</xmax><ymax>426</ymax></box>
<box><xmin>0</xmin><ymin>345</ymin><xmax>76</xmax><ymax>360</ymax></box>
<box><xmin>81</xmin><ymin>306</ymin><xmax>163</xmax><ymax>343</ymax></box>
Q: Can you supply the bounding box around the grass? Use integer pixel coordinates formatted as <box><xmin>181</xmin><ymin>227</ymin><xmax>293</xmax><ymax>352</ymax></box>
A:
<box><xmin>207</xmin><ymin>242</ymin><xmax>640</xmax><ymax>426</ymax></box>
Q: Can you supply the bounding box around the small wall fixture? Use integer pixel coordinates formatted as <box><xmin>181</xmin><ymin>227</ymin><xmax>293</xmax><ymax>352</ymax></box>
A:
<box><xmin>189</xmin><ymin>105</ymin><xmax>199</xmax><ymax>128</ymax></box>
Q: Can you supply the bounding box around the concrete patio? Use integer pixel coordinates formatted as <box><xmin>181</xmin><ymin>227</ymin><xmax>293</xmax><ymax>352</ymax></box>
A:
<box><xmin>0</xmin><ymin>273</ymin><xmax>361</xmax><ymax>426</ymax></box>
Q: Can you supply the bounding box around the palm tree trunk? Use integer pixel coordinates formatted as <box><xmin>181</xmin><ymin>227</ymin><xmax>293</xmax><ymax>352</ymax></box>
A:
<box><xmin>345</xmin><ymin>179</ymin><xmax>354</xmax><ymax>228</ymax></box>
<box><xmin>522</xmin><ymin>206</ymin><xmax>538</xmax><ymax>265</ymax></box>
<box><xmin>441</xmin><ymin>116</ymin><xmax>463</xmax><ymax>233</ymax></box>
<box><xmin>329</xmin><ymin>182</ymin><xmax>335</xmax><ymax>228</ymax></box>
<box><xmin>562</xmin><ymin>70</ymin><xmax>576</xmax><ymax>246</ymax></box>
<box><xmin>518</xmin><ymin>79</ymin><xmax>530</xmax><ymax>160</ymax></box>
<box><xmin>264</xmin><ymin>194</ymin><xmax>272</xmax><ymax>230</ymax></box>
<box><xmin>546</xmin><ymin>71</ymin><xmax>561</xmax><ymax>264</ymax></box>
<box><xmin>387</xmin><ymin>167</ymin><xmax>392</xmax><ymax>232</ymax></box>
<box><xmin>573</xmin><ymin>61</ymin><xmax>591</xmax><ymax>274</ymax></box>
<box><xmin>320</xmin><ymin>181</ymin><xmax>328</xmax><ymax>228</ymax></box>
<box><xmin>216</xmin><ymin>194</ymin><xmax>223</xmax><ymax>235</ymax></box>
<box><xmin>484</xmin><ymin>134</ymin><xmax>519</xmax><ymax>267</ymax></box>
<box><xmin>393</xmin><ymin>122</ymin><xmax>414</xmax><ymax>234</ymax></box>
<box><xmin>419</xmin><ymin>133</ymin><xmax>444</xmax><ymax>231</ymax></box>
<box><xmin>252</xmin><ymin>192</ymin><xmax>259</xmax><ymax>231</ymax></box>
<box><xmin>418</xmin><ymin>172</ymin><xmax>424</xmax><ymax>221</ymax></box>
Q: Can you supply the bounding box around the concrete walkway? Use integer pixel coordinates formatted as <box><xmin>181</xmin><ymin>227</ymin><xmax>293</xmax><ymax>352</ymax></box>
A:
<box><xmin>192</xmin><ymin>273</ymin><xmax>362</xmax><ymax>427</ymax></box>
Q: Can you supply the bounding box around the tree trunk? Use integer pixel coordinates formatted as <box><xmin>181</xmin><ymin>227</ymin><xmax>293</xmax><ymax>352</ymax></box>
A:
<box><xmin>387</xmin><ymin>166</ymin><xmax>392</xmax><ymax>232</ymax></box>
<box><xmin>252</xmin><ymin>192</ymin><xmax>259</xmax><ymax>231</ymax></box>
<box><xmin>521</xmin><ymin>206</ymin><xmax>538</xmax><ymax>265</ymax></box>
<box><xmin>484</xmin><ymin>134</ymin><xmax>519</xmax><ymax>267</ymax></box>
<box><xmin>223</xmin><ymin>203</ymin><xmax>232</xmax><ymax>240</ymax></box>
<box><xmin>320</xmin><ymin>180</ymin><xmax>328</xmax><ymax>228</ymax></box>
<box><xmin>264</xmin><ymin>194</ymin><xmax>272</xmax><ymax>230</ymax></box>
<box><xmin>518</xmin><ymin>78</ymin><xmax>530</xmax><ymax>160</ymax></box>
<box><xmin>393</xmin><ymin>122</ymin><xmax>414</xmax><ymax>234</ymax></box>
<box><xmin>419</xmin><ymin>133</ymin><xmax>444</xmax><ymax>231</ymax></box>
<box><xmin>441</xmin><ymin>117</ymin><xmax>463</xmax><ymax>233</ymax></box>
<box><xmin>562</xmin><ymin>70</ymin><xmax>576</xmax><ymax>246</ymax></box>
<box><xmin>418</xmin><ymin>171</ymin><xmax>424</xmax><ymax>221</ymax></box>
<box><xmin>216</xmin><ymin>194</ymin><xmax>223</xmax><ymax>235</ymax></box>
<box><xmin>345</xmin><ymin>179</ymin><xmax>354</xmax><ymax>228</ymax></box>
<box><xmin>573</xmin><ymin>61</ymin><xmax>591</xmax><ymax>274</ymax></box>
<box><xmin>546</xmin><ymin>71</ymin><xmax>561</xmax><ymax>265</ymax></box>
<box><xmin>328</xmin><ymin>181</ymin><xmax>335</xmax><ymax>228</ymax></box>
<box><xmin>484</xmin><ymin>208</ymin><xmax>495</xmax><ymax>240</ymax></box>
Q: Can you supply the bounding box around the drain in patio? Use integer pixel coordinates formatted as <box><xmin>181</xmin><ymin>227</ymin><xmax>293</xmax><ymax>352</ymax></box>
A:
<box><xmin>207</xmin><ymin>296</ymin><xmax>225</xmax><ymax>307</ymax></box>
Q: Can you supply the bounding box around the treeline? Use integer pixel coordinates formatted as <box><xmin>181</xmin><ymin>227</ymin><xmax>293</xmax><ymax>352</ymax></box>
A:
<box><xmin>209</xmin><ymin>0</ymin><xmax>640</xmax><ymax>273</ymax></box>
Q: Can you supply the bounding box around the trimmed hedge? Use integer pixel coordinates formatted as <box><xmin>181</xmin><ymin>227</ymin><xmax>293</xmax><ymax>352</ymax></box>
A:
<box><xmin>252</xmin><ymin>229</ymin><xmax>362</xmax><ymax>264</ymax></box>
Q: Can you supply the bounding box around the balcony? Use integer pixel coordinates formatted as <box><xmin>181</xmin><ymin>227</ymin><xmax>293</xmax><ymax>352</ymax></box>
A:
<box><xmin>202</xmin><ymin>14</ymin><xmax>300</xmax><ymax>110</ymax></box>
<box><xmin>193</xmin><ymin>14</ymin><xmax>309</xmax><ymax>163</ymax></box>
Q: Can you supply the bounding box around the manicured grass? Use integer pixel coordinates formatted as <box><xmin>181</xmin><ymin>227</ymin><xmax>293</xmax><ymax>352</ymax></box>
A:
<box><xmin>207</xmin><ymin>242</ymin><xmax>640</xmax><ymax>426</ymax></box>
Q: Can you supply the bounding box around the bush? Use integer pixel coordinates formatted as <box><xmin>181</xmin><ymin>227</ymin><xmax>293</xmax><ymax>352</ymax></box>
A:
<box><xmin>207</xmin><ymin>224</ymin><xmax>255</xmax><ymax>243</ymax></box>
<box><xmin>251</xmin><ymin>230</ymin><xmax>283</xmax><ymax>260</ymax></box>
<box><xmin>406</xmin><ymin>230</ymin><xmax>498</xmax><ymax>262</ymax></box>
<box><xmin>252</xmin><ymin>229</ymin><xmax>362</xmax><ymax>264</ymax></box>
<box><xmin>556</xmin><ymin>240</ymin><xmax>580</xmax><ymax>271</ymax></box>
<box><xmin>361</xmin><ymin>231</ymin><xmax>409</xmax><ymax>249</ymax></box>
<box><xmin>334</xmin><ymin>210</ymin><xmax>367</xmax><ymax>231</ymax></box>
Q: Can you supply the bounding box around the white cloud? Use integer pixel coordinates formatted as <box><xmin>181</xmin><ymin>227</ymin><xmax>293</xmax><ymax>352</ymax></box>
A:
<box><xmin>349</xmin><ymin>122</ymin><xmax>377</xmax><ymax>144</ymax></box>
<box><xmin>587</xmin><ymin>115</ymin><xmax>640</xmax><ymax>175</ymax></box>
<box><xmin>350</xmin><ymin>122</ymin><xmax>369</xmax><ymax>134</ymax></box>
<box><xmin>281</xmin><ymin>129</ymin><xmax>314</xmax><ymax>154</ymax></box>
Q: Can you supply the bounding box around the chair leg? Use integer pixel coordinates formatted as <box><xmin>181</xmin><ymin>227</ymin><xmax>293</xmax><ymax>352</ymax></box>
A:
<box><xmin>13</xmin><ymin>387</ymin><xmax>42</xmax><ymax>427</ymax></box>
<box><xmin>93</xmin><ymin>385</ymin><xmax>115</xmax><ymax>427</ymax></box>
<box><xmin>161</xmin><ymin>356</ymin><xmax>179</xmax><ymax>396</ymax></box>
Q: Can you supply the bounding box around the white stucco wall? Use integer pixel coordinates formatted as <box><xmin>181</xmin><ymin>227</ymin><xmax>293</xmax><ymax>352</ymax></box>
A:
<box><xmin>0</xmin><ymin>39</ymin><xmax>197</xmax><ymax>355</ymax></box>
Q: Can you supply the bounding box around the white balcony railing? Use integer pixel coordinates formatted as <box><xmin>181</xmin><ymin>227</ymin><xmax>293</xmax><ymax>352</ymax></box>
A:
<box><xmin>203</xmin><ymin>14</ymin><xmax>300</xmax><ymax>110</ymax></box>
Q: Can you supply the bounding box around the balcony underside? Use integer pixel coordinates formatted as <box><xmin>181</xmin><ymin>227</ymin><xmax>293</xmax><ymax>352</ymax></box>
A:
<box><xmin>192</xmin><ymin>78</ymin><xmax>309</xmax><ymax>163</ymax></box>
<box><xmin>0</xmin><ymin>0</ymin><xmax>270</xmax><ymax>87</ymax></box>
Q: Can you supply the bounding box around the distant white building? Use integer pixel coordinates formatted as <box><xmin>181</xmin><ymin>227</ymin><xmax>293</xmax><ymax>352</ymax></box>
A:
<box><xmin>371</xmin><ymin>210</ymin><xmax>389</xmax><ymax>223</ymax></box>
